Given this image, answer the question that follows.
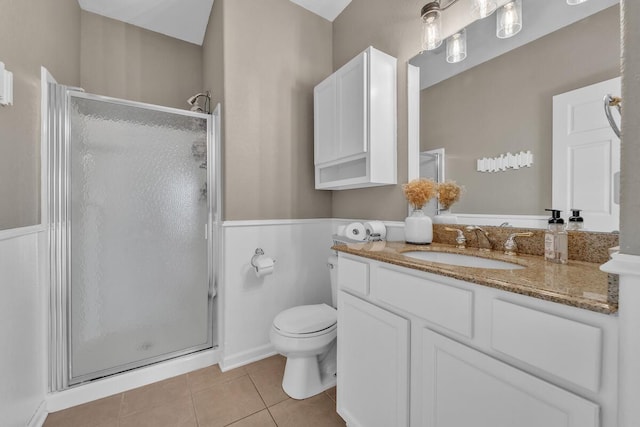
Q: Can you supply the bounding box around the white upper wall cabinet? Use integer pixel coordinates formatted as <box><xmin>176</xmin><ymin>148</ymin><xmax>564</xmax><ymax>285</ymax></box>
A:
<box><xmin>314</xmin><ymin>47</ymin><xmax>397</xmax><ymax>190</ymax></box>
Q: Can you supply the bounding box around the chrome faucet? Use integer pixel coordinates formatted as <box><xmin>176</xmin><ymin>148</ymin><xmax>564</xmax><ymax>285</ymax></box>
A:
<box><xmin>465</xmin><ymin>226</ymin><xmax>492</xmax><ymax>251</ymax></box>
<box><xmin>503</xmin><ymin>232</ymin><xmax>534</xmax><ymax>256</ymax></box>
<box><xmin>444</xmin><ymin>227</ymin><xmax>466</xmax><ymax>249</ymax></box>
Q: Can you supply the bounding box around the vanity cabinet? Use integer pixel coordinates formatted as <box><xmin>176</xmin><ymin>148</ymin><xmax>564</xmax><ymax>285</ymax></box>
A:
<box><xmin>314</xmin><ymin>46</ymin><xmax>397</xmax><ymax>190</ymax></box>
<box><xmin>337</xmin><ymin>291</ymin><xmax>410</xmax><ymax>427</ymax></box>
<box><xmin>336</xmin><ymin>254</ymin><xmax>618</xmax><ymax>427</ymax></box>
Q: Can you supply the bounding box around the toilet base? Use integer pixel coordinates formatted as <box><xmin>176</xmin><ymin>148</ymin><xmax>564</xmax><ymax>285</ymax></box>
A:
<box><xmin>282</xmin><ymin>342</ymin><xmax>337</xmax><ymax>400</ymax></box>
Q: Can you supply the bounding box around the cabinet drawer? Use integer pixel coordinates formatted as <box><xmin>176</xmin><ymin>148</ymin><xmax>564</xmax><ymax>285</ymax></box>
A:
<box><xmin>491</xmin><ymin>300</ymin><xmax>602</xmax><ymax>392</ymax></box>
<box><xmin>338</xmin><ymin>256</ymin><xmax>369</xmax><ymax>296</ymax></box>
<box><xmin>370</xmin><ymin>266</ymin><xmax>473</xmax><ymax>338</ymax></box>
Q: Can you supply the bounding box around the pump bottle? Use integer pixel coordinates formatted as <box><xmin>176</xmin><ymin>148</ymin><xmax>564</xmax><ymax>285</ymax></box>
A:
<box><xmin>567</xmin><ymin>209</ymin><xmax>584</xmax><ymax>231</ymax></box>
<box><xmin>544</xmin><ymin>209</ymin><xmax>568</xmax><ymax>264</ymax></box>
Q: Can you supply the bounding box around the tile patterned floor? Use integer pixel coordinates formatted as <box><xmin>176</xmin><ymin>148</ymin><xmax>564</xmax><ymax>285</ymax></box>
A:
<box><xmin>43</xmin><ymin>355</ymin><xmax>345</xmax><ymax>427</ymax></box>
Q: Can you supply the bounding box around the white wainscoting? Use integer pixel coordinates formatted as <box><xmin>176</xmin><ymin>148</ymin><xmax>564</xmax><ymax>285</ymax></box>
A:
<box><xmin>0</xmin><ymin>229</ymin><xmax>47</xmax><ymax>427</ymax></box>
<box><xmin>1</xmin><ymin>217</ymin><xmax>404</xmax><ymax>421</ymax></box>
<box><xmin>220</xmin><ymin>218</ymin><xmax>404</xmax><ymax>370</ymax></box>
<box><xmin>220</xmin><ymin>219</ymin><xmax>336</xmax><ymax>369</ymax></box>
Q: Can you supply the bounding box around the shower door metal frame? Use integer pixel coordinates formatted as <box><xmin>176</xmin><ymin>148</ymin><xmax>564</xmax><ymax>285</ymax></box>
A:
<box><xmin>47</xmin><ymin>87</ymin><xmax>217</xmax><ymax>390</ymax></box>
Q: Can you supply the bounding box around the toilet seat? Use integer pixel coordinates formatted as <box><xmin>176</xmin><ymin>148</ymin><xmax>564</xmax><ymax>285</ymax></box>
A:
<box><xmin>273</xmin><ymin>304</ymin><xmax>337</xmax><ymax>338</ymax></box>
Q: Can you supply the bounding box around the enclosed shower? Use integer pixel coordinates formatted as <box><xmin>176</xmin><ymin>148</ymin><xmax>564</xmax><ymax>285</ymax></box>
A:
<box><xmin>46</xmin><ymin>77</ymin><xmax>219</xmax><ymax>390</ymax></box>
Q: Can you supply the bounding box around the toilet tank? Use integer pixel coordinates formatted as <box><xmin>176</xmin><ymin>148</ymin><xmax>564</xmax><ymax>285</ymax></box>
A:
<box><xmin>328</xmin><ymin>255</ymin><xmax>338</xmax><ymax>308</ymax></box>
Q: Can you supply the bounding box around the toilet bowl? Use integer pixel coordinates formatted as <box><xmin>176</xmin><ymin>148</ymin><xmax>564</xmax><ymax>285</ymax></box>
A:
<box><xmin>269</xmin><ymin>255</ymin><xmax>338</xmax><ymax>400</ymax></box>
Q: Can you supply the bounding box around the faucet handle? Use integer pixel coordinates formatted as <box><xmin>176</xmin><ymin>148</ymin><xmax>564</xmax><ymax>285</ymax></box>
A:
<box><xmin>444</xmin><ymin>227</ymin><xmax>466</xmax><ymax>249</ymax></box>
<box><xmin>504</xmin><ymin>232</ymin><xmax>534</xmax><ymax>255</ymax></box>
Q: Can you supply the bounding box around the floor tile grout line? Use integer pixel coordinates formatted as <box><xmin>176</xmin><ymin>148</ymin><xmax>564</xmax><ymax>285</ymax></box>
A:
<box><xmin>188</xmin><ymin>378</ymin><xmax>200</xmax><ymax>427</ymax></box>
<box><xmin>188</xmin><ymin>370</ymin><xmax>250</xmax><ymax>396</ymax></box>
<box><xmin>117</xmin><ymin>392</ymin><xmax>125</xmax><ymax>420</ymax></box>
<box><xmin>246</xmin><ymin>372</ymin><xmax>270</xmax><ymax>410</ymax></box>
<box><xmin>266</xmin><ymin>405</ymin><xmax>281</xmax><ymax>427</ymax></box>
<box><xmin>245</xmin><ymin>369</ymin><xmax>283</xmax><ymax>425</ymax></box>
<box><xmin>118</xmin><ymin>374</ymin><xmax>192</xmax><ymax>420</ymax></box>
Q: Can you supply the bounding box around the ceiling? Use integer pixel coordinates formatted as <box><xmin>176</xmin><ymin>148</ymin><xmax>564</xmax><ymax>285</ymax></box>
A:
<box><xmin>289</xmin><ymin>0</ymin><xmax>352</xmax><ymax>21</ymax></box>
<box><xmin>77</xmin><ymin>0</ymin><xmax>352</xmax><ymax>46</ymax></box>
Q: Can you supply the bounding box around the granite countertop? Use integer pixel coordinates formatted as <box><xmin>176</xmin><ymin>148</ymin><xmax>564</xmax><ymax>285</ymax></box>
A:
<box><xmin>333</xmin><ymin>241</ymin><xmax>617</xmax><ymax>315</ymax></box>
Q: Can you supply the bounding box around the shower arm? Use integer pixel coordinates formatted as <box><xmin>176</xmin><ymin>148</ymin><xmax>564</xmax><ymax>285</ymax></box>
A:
<box><xmin>187</xmin><ymin>91</ymin><xmax>212</xmax><ymax>114</ymax></box>
<box><xmin>604</xmin><ymin>94</ymin><xmax>622</xmax><ymax>138</ymax></box>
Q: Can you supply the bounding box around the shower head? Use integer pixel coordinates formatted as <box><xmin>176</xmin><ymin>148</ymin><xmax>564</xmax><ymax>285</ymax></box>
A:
<box><xmin>187</xmin><ymin>91</ymin><xmax>212</xmax><ymax>114</ymax></box>
<box><xmin>187</xmin><ymin>92</ymin><xmax>208</xmax><ymax>105</ymax></box>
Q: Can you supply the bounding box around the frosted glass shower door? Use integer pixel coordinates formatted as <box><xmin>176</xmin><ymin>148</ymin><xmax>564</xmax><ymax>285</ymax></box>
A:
<box><xmin>68</xmin><ymin>93</ymin><xmax>212</xmax><ymax>383</ymax></box>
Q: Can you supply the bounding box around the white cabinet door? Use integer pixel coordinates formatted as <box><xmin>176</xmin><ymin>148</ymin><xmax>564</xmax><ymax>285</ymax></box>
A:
<box><xmin>552</xmin><ymin>77</ymin><xmax>621</xmax><ymax>232</ymax></box>
<box><xmin>337</xmin><ymin>291</ymin><xmax>410</xmax><ymax>427</ymax></box>
<box><xmin>420</xmin><ymin>329</ymin><xmax>600</xmax><ymax>427</ymax></box>
<box><xmin>336</xmin><ymin>51</ymin><xmax>368</xmax><ymax>159</ymax></box>
<box><xmin>314</xmin><ymin>75</ymin><xmax>337</xmax><ymax>165</ymax></box>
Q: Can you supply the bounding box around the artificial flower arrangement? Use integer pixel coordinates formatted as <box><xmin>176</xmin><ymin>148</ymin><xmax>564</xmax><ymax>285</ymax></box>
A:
<box><xmin>402</xmin><ymin>178</ymin><xmax>438</xmax><ymax>209</ymax></box>
<box><xmin>437</xmin><ymin>180</ymin><xmax>463</xmax><ymax>210</ymax></box>
<box><xmin>402</xmin><ymin>178</ymin><xmax>463</xmax><ymax>210</ymax></box>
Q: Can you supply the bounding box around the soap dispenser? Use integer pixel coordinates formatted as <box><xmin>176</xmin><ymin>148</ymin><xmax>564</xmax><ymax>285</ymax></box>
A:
<box><xmin>567</xmin><ymin>209</ymin><xmax>584</xmax><ymax>231</ymax></box>
<box><xmin>544</xmin><ymin>209</ymin><xmax>568</xmax><ymax>264</ymax></box>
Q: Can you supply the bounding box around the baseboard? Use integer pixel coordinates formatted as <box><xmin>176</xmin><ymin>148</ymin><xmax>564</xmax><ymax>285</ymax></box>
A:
<box><xmin>221</xmin><ymin>344</ymin><xmax>277</xmax><ymax>372</ymax></box>
<box><xmin>27</xmin><ymin>400</ymin><xmax>48</xmax><ymax>427</ymax></box>
<box><xmin>47</xmin><ymin>348</ymin><xmax>221</xmax><ymax>412</ymax></box>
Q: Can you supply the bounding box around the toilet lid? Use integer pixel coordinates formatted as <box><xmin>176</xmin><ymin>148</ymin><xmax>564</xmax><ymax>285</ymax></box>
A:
<box><xmin>273</xmin><ymin>304</ymin><xmax>337</xmax><ymax>335</ymax></box>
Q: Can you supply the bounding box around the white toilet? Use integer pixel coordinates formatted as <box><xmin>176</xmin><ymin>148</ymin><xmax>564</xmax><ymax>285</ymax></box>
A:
<box><xmin>269</xmin><ymin>255</ymin><xmax>339</xmax><ymax>400</ymax></box>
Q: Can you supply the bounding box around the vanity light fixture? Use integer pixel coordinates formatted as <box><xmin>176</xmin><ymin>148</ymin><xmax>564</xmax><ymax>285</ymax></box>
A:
<box><xmin>496</xmin><ymin>0</ymin><xmax>522</xmax><ymax>39</ymax></box>
<box><xmin>421</xmin><ymin>2</ymin><xmax>443</xmax><ymax>51</ymax></box>
<box><xmin>420</xmin><ymin>0</ymin><xmax>523</xmax><ymax>63</ymax></box>
<box><xmin>567</xmin><ymin>0</ymin><xmax>588</xmax><ymax>5</ymax></box>
<box><xmin>446</xmin><ymin>29</ymin><xmax>467</xmax><ymax>63</ymax></box>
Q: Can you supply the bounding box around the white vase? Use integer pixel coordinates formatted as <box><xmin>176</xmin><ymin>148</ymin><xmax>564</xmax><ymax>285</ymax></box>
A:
<box><xmin>433</xmin><ymin>209</ymin><xmax>458</xmax><ymax>224</ymax></box>
<box><xmin>404</xmin><ymin>209</ymin><xmax>433</xmax><ymax>244</ymax></box>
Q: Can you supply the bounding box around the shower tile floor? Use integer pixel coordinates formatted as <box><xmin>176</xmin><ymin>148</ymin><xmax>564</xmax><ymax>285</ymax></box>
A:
<box><xmin>43</xmin><ymin>355</ymin><xmax>346</xmax><ymax>427</ymax></box>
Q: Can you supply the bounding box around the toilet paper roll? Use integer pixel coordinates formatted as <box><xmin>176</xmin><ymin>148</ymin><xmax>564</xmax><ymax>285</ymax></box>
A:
<box><xmin>364</xmin><ymin>221</ymin><xmax>387</xmax><ymax>240</ymax></box>
<box><xmin>337</xmin><ymin>225</ymin><xmax>347</xmax><ymax>236</ymax></box>
<box><xmin>254</xmin><ymin>256</ymin><xmax>275</xmax><ymax>278</ymax></box>
<box><xmin>345</xmin><ymin>222</ymin><xmax>367</xmax><ymax>241</ymax></box>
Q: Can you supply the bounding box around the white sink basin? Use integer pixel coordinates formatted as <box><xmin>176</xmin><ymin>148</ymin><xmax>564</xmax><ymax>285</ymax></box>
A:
<box><xmin>402</xmin><ymin>251</ymin><xmax>525</xmax><ymax>270</ymax></box>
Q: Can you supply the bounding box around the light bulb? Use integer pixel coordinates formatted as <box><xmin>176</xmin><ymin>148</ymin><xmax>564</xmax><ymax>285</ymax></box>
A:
<box><xmin>446</xmin><ymin>30</ymin><xmax>467</xmax><ymax>63</ymax></box>
<box><xmin>422</xmin><ymin>11</ymin><xmax>442</xmax><ymax>51</ymax></box>
<box><xmin>472</xmin><ymin>0</ymin><xmax>497</xmax><ymax>19</ymax></box>
<box><xmin>497</xmin><ymin>0</ymin><xmax>522</xmax><ymax>39</ymax></box>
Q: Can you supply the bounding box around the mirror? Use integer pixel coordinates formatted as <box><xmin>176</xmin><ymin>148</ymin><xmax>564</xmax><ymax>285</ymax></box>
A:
<box><xmin>408</xmin><ymin>0</ymin><xmax>620</xmax><ymax>230</ymax></box>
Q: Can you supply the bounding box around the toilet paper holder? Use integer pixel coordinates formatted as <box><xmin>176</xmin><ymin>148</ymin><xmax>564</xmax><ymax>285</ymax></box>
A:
<box><xmin>251</xmin><ymin>248</ymin><xmax>276</xmax><ymax>272</ymax></box>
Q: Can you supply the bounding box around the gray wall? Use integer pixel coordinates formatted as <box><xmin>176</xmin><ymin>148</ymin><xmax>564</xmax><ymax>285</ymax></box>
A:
<box><xmin>420</xmin><ymin>6</ymin><xmax>619</xmax><ymax>215</ymax></box>
<box><xmin>0</xmin><ymin>0</ymin><xmax>81</xmax><ymax>229</ymax></box>
<box><xmin>0</xmin><ymin>5</ymin><xmax>204</xmax><ymax>231</ymax></box>
<box><xmin>332</xmin><ymin>0</ymin><xmax>423</xmax><ymax>221</ymax></box>
<box><xmin>80</xmin><ymin>11</ymin><xmax>203</xmax><ymax>110</ymax></box>
<box><xmin>209</xmin><ymin>0</ymin><xmax>333</xmax><ymax>220</ymax></box>
<box><xmin>203</xmin><ymin>0</ymin><xmax>225</xmax><ymax>112</ymax></box>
